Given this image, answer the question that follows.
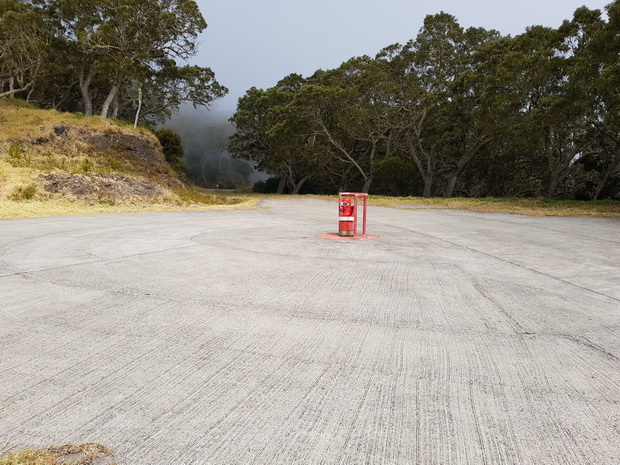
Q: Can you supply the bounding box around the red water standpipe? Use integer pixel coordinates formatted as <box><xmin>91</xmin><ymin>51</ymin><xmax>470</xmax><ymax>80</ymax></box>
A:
<box><xmin>339</xmin><ymin>196</ymin><xmax>355</xmax><ymax>236</ymax></box>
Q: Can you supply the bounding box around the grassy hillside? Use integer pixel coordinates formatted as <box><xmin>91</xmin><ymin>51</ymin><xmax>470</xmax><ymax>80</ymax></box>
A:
<box><xmin>0</xmin><ymin>99</ymin><xmax>253</xmax><ymax>218</ymax></box>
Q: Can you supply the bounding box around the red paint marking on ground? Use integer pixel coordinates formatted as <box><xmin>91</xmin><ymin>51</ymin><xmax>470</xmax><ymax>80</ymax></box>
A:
<box><xmin>316</xmin><ymin>233</ymin><xmax>379</xmax><ymax>241</ymax></box>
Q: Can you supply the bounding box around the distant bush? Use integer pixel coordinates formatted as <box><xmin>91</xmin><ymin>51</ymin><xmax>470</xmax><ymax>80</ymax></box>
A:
<box><xmin>155</xmin><ymin>129</ymin><xmax>184</xmax><ymax>166</ymax></box>
<box><xmin>10</xmin><ymin>184</ymin><xmax>37</xmax><ymax>201</ymax></box>
<box><xmin>253</xmin><ymin>177</ymin><xmax>281</xmax><ymax>193</ymax></box>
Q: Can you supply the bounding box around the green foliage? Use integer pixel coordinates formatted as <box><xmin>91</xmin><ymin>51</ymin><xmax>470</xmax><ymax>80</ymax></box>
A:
<box><xmin>174</xmin><ymin>187</ymin><xmax>245</xmax><ymax>205</ymax></box>
<box><xmin>231</xmin><ymin>4</ymin><xmax>620</xmax><ymax>200</ymax></box>
<box><xmin>253</xmin><ymin>177</ymin><xmax>281</xmax><ymax>193</ymax></box>
<box><xmin>0</xmin><ymin>1</ymin><xmax>52</xmax><ymax>98</ymax></box>
<box><xmin>155</xmin><ymin>128</ymin><xmax>184</xmax><ymax>165</ymax></box>
<box><xmin>7</xmin><ymin>144</ymin><xmax>20</xmax><ymax>159</ymax></box>
<box><xmin>372</xmin><ymin>156</ymin><xmax>420</xmax><ymax>197</ymax></box>
<box><xmin>0</xmin><ymin>0</ymin><xmax>226</xmax><ymax>122</ymax></box>
<box><xmin>106</xmin><ymin>156</ymin><xmax>131</xmax><ymax>171</ymax></box>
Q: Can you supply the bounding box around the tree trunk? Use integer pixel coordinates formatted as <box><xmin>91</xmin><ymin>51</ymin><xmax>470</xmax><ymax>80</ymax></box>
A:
<box><xmin>445</xmin><ymin>136</ymin><xmax>494</xmax><ymax>198</ymax></box>
<box><xmin>422</xmin><ymin>172</ymin><xmax>433</xmax><ymax>198</ymax></box>
<box><xmin>78</xmin><ymin>68</ymin><xmax>93</xmax><ymax>117</ymax></box>
<box><xmin>200</xmin><ymin>158</ymin><xmax>208</xmax><ymax>186</ymax></box>
<box><xmin>445</xmin><ymin>175</ymin><xmax>459</xmax><ymax>198</ymax></box>
<box><xmin>0</xmin><ymin>81</ymin><xmax>33</xmax><ymax>98</ymax></box>
<box><xmin>546</xmin><ymin>171</ymin><xmax>560</xmax><ymax>199</ymax></box>
<box><xmin>405</xmin><ymin>135</ymin><xmax>435</xmax><ymax>198</ymax></box>
<box><xmin>276</xmin><ymin>176</ymin><xmax>287</xmax><ymax>194</ymax></box>
<box><xmin>100</xmin><ymin>82</ymin><xmax>120</xmax><ymax>119</ymax></box>
<box><xmin>592</xmin><ymin>142</ymin><xmax>620</xmax><ymax>200</ymax></box>
<box><xmin>362</xmin><ymin>176</ymin><xmax>373</xmax><ymax>194</ymax></box>
<box><xmin>291</xmin><ymin>175</ymin><xmax>310</xmax><ymax>195</ymax></box>
<box><xmin>112</xmin><ymin>92</ymin><xmax>120</xmax><ymax>119</ymax></box>
<box><xmin>339</xmin><ymin>165</ymin><xmax>353</xmax><ymax>192</ymax></box>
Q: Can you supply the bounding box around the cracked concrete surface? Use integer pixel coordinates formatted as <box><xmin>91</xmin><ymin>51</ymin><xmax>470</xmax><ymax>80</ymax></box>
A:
<box><xmin>1</xmin><ymin>198</ymin><xmax>619</xmax><ymax>464</ymax></box>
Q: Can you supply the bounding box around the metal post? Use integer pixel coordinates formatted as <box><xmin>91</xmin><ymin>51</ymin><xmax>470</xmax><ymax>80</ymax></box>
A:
<box><xmin>362</xmin><ymin>194</ymin><xmax>367</xmax><ymax>236</ymax></box>
<box><xmin>353</xmin><ymin>194</ymin><xmax>358</xmax><ymax>237</ymax></box>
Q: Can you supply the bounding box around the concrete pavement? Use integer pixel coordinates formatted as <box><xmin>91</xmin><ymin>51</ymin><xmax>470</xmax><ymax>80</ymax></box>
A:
<box><xmin>0</xmin><ymin>198</ymin><xmax>619</xmax><ymax>464</ymax></box>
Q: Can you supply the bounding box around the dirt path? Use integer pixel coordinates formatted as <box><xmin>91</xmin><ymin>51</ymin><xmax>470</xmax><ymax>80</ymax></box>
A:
<box><xmin>1</xmin><ymin>198</ymin><xmax>619</xmax><ymax>464</ymax></box>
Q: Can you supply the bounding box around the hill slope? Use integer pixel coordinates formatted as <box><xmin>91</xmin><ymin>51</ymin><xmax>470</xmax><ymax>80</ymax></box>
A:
<box><xmin>0</xmin><ymin>99</ymin><xmax>250</xmax><ymax>218</ymax></box>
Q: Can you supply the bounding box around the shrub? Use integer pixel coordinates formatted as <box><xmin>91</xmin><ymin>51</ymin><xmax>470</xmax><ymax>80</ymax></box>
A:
<box><xmin>10</xmin><ymin>184</ymin><xmax>37</xmax><ymax>201</ymax></box>
<box><xmin>6</xmin><ymin>144</ymin><xmax>31</xmax><ymax>167</ymax></box>
<box><xmin>81</xmin><ymin>158</ymin><xmax>93</xmax><ymax>172</ymax></box>
<box><xmin>154</xmin><ymin>128</ymin><xmax>184</xmax><ymax>165</ymax></box>
<box><xmin>8</xmin><ymin>144</ymin><xmax>21</xmax><ymax>159</ymax></box>
<box><xmin>253</xmin><ymin>177</ymin><xmax>281</xmax><ymax>193</ymax></box>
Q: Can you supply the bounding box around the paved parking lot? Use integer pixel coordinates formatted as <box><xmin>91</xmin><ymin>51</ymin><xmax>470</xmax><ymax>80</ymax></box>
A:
<box><xmin>1</xmin><ymin>198</ymin><xmax>619</xmax><ymax>464</ymax></box>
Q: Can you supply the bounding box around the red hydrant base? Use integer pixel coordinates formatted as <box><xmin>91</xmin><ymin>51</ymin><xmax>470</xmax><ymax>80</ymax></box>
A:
<box><xmin>316</xmin><ymin>233</ymin><xmax>379</xmax><ymax>241</ymax></box>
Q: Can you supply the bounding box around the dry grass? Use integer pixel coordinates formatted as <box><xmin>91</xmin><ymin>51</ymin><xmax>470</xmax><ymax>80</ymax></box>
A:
<box><xmin>0</xmin><ymin>443</ymin><xmax>113</xmax><ymax>465</ymax></box>
<box><xmin>0</xmin><ymin>98</ymin><xmax>150</xmax><ymax>142</ymax></box>
<box><xmin>0</xmin><ymin>99</ymin><xmax>257</xmax><ymax>218</ymax></box>
<box><xmin>0</xmin><ymin>193</ymin><xmax>259</xmax><ymax>220</ymax></box>
<box><xmin>0</xmin><ymin>98</ymin><xmax>177</xmax><ymax>199</ymax></box>
<box><xmin>296</xmin><ymin>194</ymin><xmax>619</xmax><ymax>218</ymax></box>
<box><xmin>367</xmin><ymin>196</ymin><xmax>620</xmax><ymax>218</ymax></box>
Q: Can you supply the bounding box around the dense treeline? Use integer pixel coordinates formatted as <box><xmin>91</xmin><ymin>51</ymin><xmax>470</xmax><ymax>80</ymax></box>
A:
<box><xmin>230</xmin><ymin>4</ymin><xmax>620</xmax><ymax>199</ymax></box>
<box><xmin>0</xmin><ymin>0</ymin><xmax>226</xmax><ymax>124</ymax></box>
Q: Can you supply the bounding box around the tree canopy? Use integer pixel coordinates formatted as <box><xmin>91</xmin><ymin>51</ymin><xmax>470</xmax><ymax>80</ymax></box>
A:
<box><xmin>230</xmin><ymin>3</ymin><xmax>620</xmax><ymax>200</ymax></box>
<box><xmin>0</xmin><ymin>0</ymin><xmax>227</xmax><ymax>123</ymax></box>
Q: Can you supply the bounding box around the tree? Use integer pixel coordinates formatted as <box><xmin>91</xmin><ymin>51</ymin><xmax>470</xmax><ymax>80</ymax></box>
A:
<box><xmin>292</xmin><ymin>57</ymin><xmax>400</xmax><ymax>193</ymax></box>
<box><xmin>230</xmin><ymin>74</ymin><xmax>329</xmax><ymax>194</ymax></box>
<box><xmin>386</xmin><ymin>14</ymin><xmax>499</xmax><ymax>197</ymax></box>
<box><xmin>564</xmin><ymin>3</ymin><xmax>620</xmax><ymax>199</ymax></box>
<box><xmin>0</xmin><ymin>1</ymin><xmax>52</xmax><ymax>98</ymax></box>
<box><xmin>229</xmin><ymin>3</ymin><xmax>620</xmax><ymax>200</ymax></box>
<box><xmin>46</xmin><ymin>0</ymin><xmax>226</xmax><ymax>119</ymax></box>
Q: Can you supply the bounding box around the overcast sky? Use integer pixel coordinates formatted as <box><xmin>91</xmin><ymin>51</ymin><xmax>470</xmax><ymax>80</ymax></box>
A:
<box><xmin>190</xmin><ymin>0</ymin><xmax>610</xmax><ymax>114</ymax></box>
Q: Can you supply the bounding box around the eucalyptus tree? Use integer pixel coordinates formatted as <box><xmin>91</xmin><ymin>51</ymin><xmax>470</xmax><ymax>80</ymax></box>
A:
<box><xmin>390</xmin><ymin>13</ymin><xmax>500</xmax><ymax>197</ymax></box>
<box><xmin>230</xmin><ymin>74</ymin><xmax>326</xmax><ymax>194</ymax></box>
<box><xmin>295</xmin><ymin>56</ymin><xmax>400</xmax><ymax>193</ymax></box>
<box><xmin>562</xmin><ymin>2</ymin><xmax>620</xmax><ymax>199</ymax></box>
<box><xmin>481</xmin><ymin>25</ymin><xmax>582</xmax><ymax>199</ymax></box>
<box><xmin>115</xmin><ymin>62</ymin><xmax>227</xmax><ymax>124</ymax></box>
<box><xmin>48</xmin><ymin>0</ymin><xmax>225</xmax><ymax>119</ymax></box>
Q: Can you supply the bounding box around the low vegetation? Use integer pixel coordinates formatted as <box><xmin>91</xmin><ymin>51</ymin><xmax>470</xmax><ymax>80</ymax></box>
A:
<box><xmin>369</xmin><ymin>196</ymin><xmax>620</xmax><ymax>218</ymax></box>
<box><xmin>0</xmin><ymin>443</ymin><xmax>113</xmax><ymax>465</ymax></box>
<box><xmin>0</xmin><ymin>99</ymin><xmax>255</xmax><ymax>219</ymax></box>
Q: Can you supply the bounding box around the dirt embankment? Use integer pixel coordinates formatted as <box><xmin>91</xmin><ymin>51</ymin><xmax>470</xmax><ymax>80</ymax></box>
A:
<box><xmin>0</xmin><ymin>99</ymin><xmax>183</xmax><ymax>205</ymax></box>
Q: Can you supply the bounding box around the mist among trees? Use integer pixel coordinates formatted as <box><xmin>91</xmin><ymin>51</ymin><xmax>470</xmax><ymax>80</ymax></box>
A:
<box><xmin>166</xmin><ymin>107</ymin><xmax>257</xmax><ymax>188</ymax></box>
<box><xmin>230</xmin><ymin>3</ymin><xmax>620</xmax><ymax>200</ymax></box>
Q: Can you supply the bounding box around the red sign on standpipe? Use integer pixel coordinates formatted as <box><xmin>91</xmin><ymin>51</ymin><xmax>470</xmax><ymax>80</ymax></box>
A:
<box><xmin>338</xmin><ymin>192</ymin><xmax>368</xmax><ymax>237</ymax></box>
